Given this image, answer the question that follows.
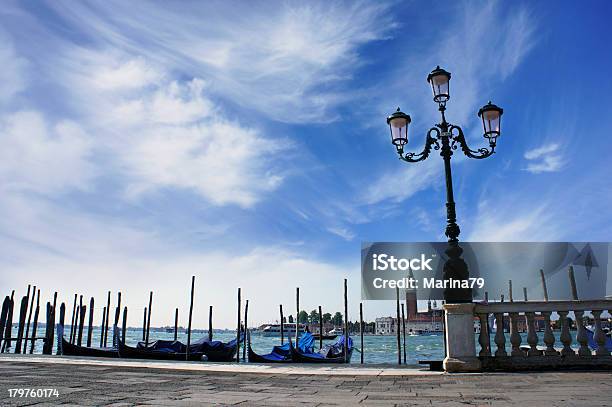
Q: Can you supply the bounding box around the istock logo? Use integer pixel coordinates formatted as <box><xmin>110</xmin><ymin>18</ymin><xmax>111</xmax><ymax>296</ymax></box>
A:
<box><xmin>372</xmin><ymin>253</ymin><xmax>434</xmax><ymax>271</ymax></box>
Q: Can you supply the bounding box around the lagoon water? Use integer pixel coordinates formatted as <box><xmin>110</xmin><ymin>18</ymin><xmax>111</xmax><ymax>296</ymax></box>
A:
<box><xmin>9</xmin><ymin>326</ymin><xmax>572</xmax><ymax>365</ymax></box>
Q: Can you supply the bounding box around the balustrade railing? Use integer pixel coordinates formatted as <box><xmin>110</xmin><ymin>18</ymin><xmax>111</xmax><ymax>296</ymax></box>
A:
<box><xmin>473</xmin><ymin>300</ymin><xmax>611</xmax><ymax>370</ymax></box>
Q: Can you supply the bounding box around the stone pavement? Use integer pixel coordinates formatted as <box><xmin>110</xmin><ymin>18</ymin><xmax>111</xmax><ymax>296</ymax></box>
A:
<box><xmin>0</xmin><ymin>355</ymin><xmax>610</xmax><ymax>406</ymax></box>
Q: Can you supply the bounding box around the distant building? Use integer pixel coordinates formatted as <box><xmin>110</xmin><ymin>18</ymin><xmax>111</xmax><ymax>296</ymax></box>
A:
<box><xmin>375</xmin><ymin>276</ymin><xmax>444</xmax><ymax>335</ymax></box>
<box><xmin>375</xmin><ymin>316</ymin><xmax>396</xmax><ymax>335</ymax></box>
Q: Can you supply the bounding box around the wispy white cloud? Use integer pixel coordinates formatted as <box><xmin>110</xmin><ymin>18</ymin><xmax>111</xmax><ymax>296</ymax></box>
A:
<box><xmin>467</xmin><ymin>199</ymin><xmax>562</xmax><ymax>241</ymax></box>
<box><xmin>363</xmin><ymin>157</ymin><xmax>441</xmax><ymax>205</ymax></box>
<box><xmin>327</xmin><ymin>226</ymin><xmax>356</xmax><ymax>241</ymax></box>
<box><xmin>90</xmin><ymin>57</ymin><xmax>164</xmax><ymax>92</ymax></box>
<box><xmin>49</xmin><ymin>1</ymin><xmax>394</xmax><ymax>124</ymax></box>
<box><xmin>33</xmin><ymin>48</ymin><xmax>288</xmax><ymax>207</ymax></box>
<box><xmin>524</xmin><ymin>143</ymin><xmax>561</xmax><ymax>160</ymax></box>
<box><xmin>523</xmin><ymin>143</ymin><xmax>565</xmax><ymax>173</ymax></box>
<box><xmin>0</xmin><ymin>111</ymin><xmax>95</xmax><ymax>193</ymax></box>
<box><xmin>0</xmin><ymin>29</ymin><xmax>26</xmax><ymax>105</ymax></box>
<box><xmin>438</xmin><ymin>2</ymin><xmax>536</xmax><ymax>127</ymax></box>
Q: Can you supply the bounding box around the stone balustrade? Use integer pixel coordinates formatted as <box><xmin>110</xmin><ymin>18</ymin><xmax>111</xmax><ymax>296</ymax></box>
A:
<box><xmin>473</xmin><ymin>300</ymin><xmax>612</xmax><ymax>371</ymax></box>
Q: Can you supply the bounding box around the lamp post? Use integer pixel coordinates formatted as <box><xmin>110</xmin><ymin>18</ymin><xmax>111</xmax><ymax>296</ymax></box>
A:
<box><xmin>386</xmin><ymin>66</ymin><xmax>504</xmax><ymax>303</ymax></box>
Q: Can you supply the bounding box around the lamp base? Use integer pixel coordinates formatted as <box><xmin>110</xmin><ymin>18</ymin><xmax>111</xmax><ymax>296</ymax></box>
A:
<box><xmin>443</xmin><ymin>244</ymin><xmax>473</xmax><ymax>303</ymax></box>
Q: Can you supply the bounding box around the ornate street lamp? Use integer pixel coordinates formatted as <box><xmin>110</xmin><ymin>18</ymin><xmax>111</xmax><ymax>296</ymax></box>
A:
<box><xmin>386</xmin><ymin>66</ymin><xmax>504</xmax><ymax>303</ymax></box>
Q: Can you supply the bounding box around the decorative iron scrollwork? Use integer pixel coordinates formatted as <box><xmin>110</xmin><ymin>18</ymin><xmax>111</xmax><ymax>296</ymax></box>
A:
<box><xmin>449</xmin><ymin>125</ymin><xmax>495</xmax><ymax>159</ymax></box>
<box><xmin>398</xmin><ymin>127</ymin><xmax>440</xmax><ymax>162</ymax></box>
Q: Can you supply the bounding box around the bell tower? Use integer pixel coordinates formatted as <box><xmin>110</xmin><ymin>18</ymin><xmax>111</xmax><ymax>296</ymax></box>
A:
<box><xmin>406</xmin><ymin>268</ymin><xmax>418</xmax><ymax>319</ymax></box>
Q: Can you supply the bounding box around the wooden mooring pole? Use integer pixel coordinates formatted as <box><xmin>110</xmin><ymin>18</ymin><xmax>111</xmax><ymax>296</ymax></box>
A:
<box><xmin>295</xmin><ymin>287</ymin><xmax>300</xmax><ymax>348</ymax></box>
<box><xmin>318</xmin><ymin>305</ymin><xmax>323</xmax><ymax>350</ymax></box>
<box><xmin>141</xmin><ymin>307</ymin><xmax>146</xmax><ymax>341</ymax></box>
<box><xmin>121</xmin><ymin>306</ymin><xmax>128</xmax><ymax>344</ymax></box>
<box><xmin>51</xmin><ymin>292</ymin><xmax>57</xmax><ymax>353</ymax></box>
<box><xmin>279</xmin><ymin>304</ymin><xmax>284</xmax><ymax>345</ymax></box>
<box><xmin>0</xmin><ymin>296</ymin><xmax>9</xmax><ymax>351</ymax></box>
<box><xmin>14</xmin><ymin>294</ymin><xmax>28</xmax><ymax>354</ymax></box>
<box><xmin>236</xmin><ymin>287</ymin><xmax>241</xmax><ymax>363</ymax></box>
<box><xmin>20</xmin><ymin>285</ymin><xmax>33</xmax><ymax>354</ymax></box>
<box><xmin>104</xmin><ymin>291</ymin><xmax>111</xmax><ymax>347</ymax></box>
<box><xmin>145</xmin><ymin>291</ymin><xmax>153</xmax><ymax>346</ymax></box>
<box><xmin>42</xmin><ymin>302</ymin><xmax>52</xmax><ymax>355</ymax></box>
<box><xmin>29</xmin><ymin>290</ymin><xmax>40</xmax><ymax>354</ymax></box>
<box><xmin>395</xmin><ymin>286</ymin><xmax>401</xmax><ymax>365</ymax></box>
<box><xmin>43</xmin><ymin>292</ymin><xmax>57</xmax><ymax>355</ymax></box>
<box><xmin>186</xmin><ymin>276</ymin><xmax>195</xmax><ymax>361</ymax></box>
<box><xmin>401</xmin><ymin>303</ymin><xmax>406</xmax><ymax>364</ymax></box>
<box><xmin>114</xmin><ymin>292</ymin><xmax>122</xmax><ymax>327</ymax></box>
<box><xmin>72</xmin><ymin>303</ymin><xmax>80</xmax><ymax>345</ymax></box>
<box><xmin>174</xmin><ymin>308</ymin><xmax>179</xmax><ymax>341</ymax></box>
<box><xmin>86</xmin><ymin>297</ymin><xmax>94</xmax><ymax>347</ymax></box>
<box><xmin>75</xmin><ymin>296</ymin><xmax>82</xmax><ymax>345</ymax></box>
<box><xmin>359</xmin><ymin>302</ymin><xmax>364</xmax><ymax>364</ymax></box>
<box><xmin>5</xmin><ymin>291</ymin><xmax>14</xmax><ymax>352</ymax></box>
<box><xmin>100</xmin><ymin>307</ymin><xmax>107</xmax><ymax>347</ymax></box>
<box><xmin>208</xmin><ymin>305</ymin><xmax>213</xmax><ymax>342</ymax></box>
<box><xmin>58</xmin><ymin>303</ymin><xmax>65</xmax><ymax>355</ymax></box>
<box><xmin>69</xmin><ymin>293</ymin><xmax>77</xmax><ymax>343</ymax></box>
<box><xmin>24</xmin><ymin>285</ymin><xmax>36</xmax><ymax>352</ymax></box>
<box><xmin>540</xmin><ymin>269</ymin><xmax>549</xmax><ymax>301</ymax></box>
<box><xmin>77</xmin><ymin>296</ymin><xmax>85</xmax><ymax>346</ymax></box>
<box><xmin>3</xmin><ymin>291</ymin><xmax>15</xmax><ymax>352</ymax></box>
<box><xmin>343</xmin><ymin>278</ymin><xmax>348</xmax><ymax>364</ymax></box>
<box><xmin>243</xmin><ymin>299</ymin><xmax>249</xmax><ymax>361</ymax></box>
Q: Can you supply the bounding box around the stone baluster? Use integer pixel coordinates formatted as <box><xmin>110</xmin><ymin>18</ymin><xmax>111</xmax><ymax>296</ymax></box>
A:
<box><xmin>494</xmin><ymin>312</ymin><xmax>507</xmax><ymax>357</ymax></box>
<box><xmin>592</xmin><ymin>310</ymin><xmax>611</xmax><ymax>356</ymax></box>
<box><xmin>558</xmin><ymin>310</ymin><xmax>575</xmax><ymax>357</ymax></box>
<box><xmin>477</xmin><ymin>313</ymin><xmax>491</xmax><ymax>357</ymax></box>
<box><xmin>509</xmin><ymin>312</ymin><xmax>524</xmax><ymax>356</ymax></box>
<box><xmin>574</xmin><ymin>310</ymin><xmax>591</xmax><ymax>357</ymax></box>
<box><xmin>525</xmin><ymin>312</ymin><xmax>541</xmax><ymax>356</ymax></box>
<box><xmin>542</xmin><ymin>311</ymin><xmax>557</xmax><ymax>355</ymax></box>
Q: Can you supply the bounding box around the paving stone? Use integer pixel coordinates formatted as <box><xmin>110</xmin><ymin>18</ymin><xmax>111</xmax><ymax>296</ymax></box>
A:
<box><xmin>0</xmin><ymin>357</ymin><xmax>610</xmax><ymax>406</ymax></box>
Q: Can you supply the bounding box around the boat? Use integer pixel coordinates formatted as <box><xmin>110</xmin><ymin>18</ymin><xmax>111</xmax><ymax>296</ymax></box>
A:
<box><xmin>290</xmin><ymin>334</ymin><xmax>353</xmax><ymax>364</ymax></box>
<box><xmin>260</xmin><ymin>323</ymin><xmax>307</xmax><ymax>337</ymax></box>
<box><xmin>586</xmin><ymin>327</ymin><xmax>612</xmax><ymax>352</ymax></box>
<box><xmin>60</xmin><ymin>336</ymin><xmax>119</xmax><ymax>358</ymax></box>
<box><xmin>114</xmin><ymin>325</ymin><xmax>243</xmax><ymax>362</ymax></box>
<box><xmin>247</xmin><ymin>331</ymin><xmax>314</xmax><ymax>363</ymax></box>
<box><xmin>117</xmin><ymin>336</ymin><xmax>205</xmax><ymax>361</ymax></box>
<box><xmin>313</xmin><ymin>334</ymin><xmax>338</xmax><ymax>340</ymax></box>
<box><xmin>190</xmin><ymin>335</ymin><xmax>243</xmax><ymax>362</ymax></box>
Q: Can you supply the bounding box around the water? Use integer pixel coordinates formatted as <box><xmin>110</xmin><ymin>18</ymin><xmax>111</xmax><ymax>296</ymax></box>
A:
<box><xmin>5</xmin><ymin>326</ymin><xmax>580</xmax><ymax>365</ymax></box>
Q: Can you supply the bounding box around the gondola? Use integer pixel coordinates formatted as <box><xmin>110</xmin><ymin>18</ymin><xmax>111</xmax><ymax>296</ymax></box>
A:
<box><xmin>313</xmin><ymin>334</ymin><xmax>338</xmax><ymax>340</ymax></box>
<box><xmin>60</xmin><ymin>336</ymin><xmax>119</xmax><ymax>358</ymax></box>
<box><xmin>586</xmin><ymin>327</ymin><xmax>612</xmax><ymax>352</ymax></box>
<box><xmin>290</xmin><ymin>334</ymin><xmax>353</xmax><ymax>364</ymax></box>
<box><xmin>190</xmin><ymin>335</ymin><xmax>243</xmax><ymax>362</ymax></box>
<box><xmin>247</xmin><ymin>331</ymin><xmax>314</xmax><ymax>363</ymax></box>
<box><xmin>117</xmin><ymin>335</ymin><xmax>205</xmax><ymax>361</ymax></box>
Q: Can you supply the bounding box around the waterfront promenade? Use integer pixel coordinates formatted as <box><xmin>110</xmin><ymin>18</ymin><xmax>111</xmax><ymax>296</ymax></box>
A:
<box><xmin>0</xmin><ymin>355</ymin><xmax>610</xmax><ymax>406</ymax></box>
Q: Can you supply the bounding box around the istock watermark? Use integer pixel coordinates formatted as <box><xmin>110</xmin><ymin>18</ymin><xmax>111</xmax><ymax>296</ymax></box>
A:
<box><xmin>372</xmin><ymin>253</ymin><xmax>433</xmax><ymax>271</ymax></box>
<box><xmin>361</xmin><ymin>242</ymin><xmax>611</xmax><ymax>301</ymax></box>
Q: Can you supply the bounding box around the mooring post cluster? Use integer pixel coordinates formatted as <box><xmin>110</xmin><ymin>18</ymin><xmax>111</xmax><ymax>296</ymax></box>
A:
<box><xmin>0</xmin><ymin>276</ymin><xmax>373</xmax><ymax>367</ymax></box>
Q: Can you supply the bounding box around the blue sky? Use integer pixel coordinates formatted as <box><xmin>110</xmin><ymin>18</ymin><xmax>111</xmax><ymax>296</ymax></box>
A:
<box><xmin>1</xmin><ymin>1</ymin><xmax>611</xmax><ymax>327</ymax></box>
